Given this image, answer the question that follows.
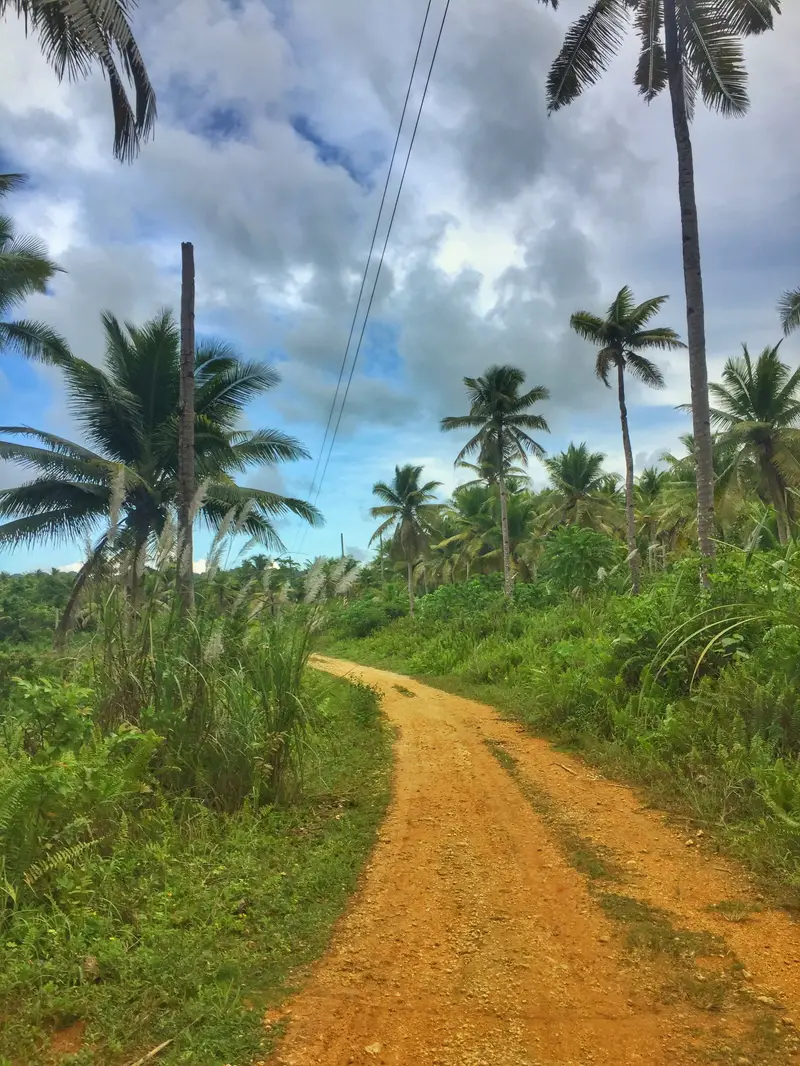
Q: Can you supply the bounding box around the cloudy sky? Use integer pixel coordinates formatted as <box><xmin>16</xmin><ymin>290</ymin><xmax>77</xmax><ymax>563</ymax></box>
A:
<box><xmin>1</xmin><ymin>0</ymin><xmax>798</xmax><ymax>571</ymax></box>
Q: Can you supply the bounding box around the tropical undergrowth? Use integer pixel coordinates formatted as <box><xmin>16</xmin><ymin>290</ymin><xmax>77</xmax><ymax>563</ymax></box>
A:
<box><xmin>0</xmin><ymin>541</ymin><xmax>391</xmax><ymax>1066</ymax></box>
<box><xmin>325</xmin><ymin>538</ymin><xmax>800</xmax><ymax>904</ymax></box>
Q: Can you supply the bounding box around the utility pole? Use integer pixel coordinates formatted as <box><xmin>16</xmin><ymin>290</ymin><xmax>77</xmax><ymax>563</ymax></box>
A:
<box><xmin>177</xmin><ymin>241</ymin><xmax>195</xmax><ymax>613</ymax></box>
<box><xmin>379</xmin><ymin>532</ymin><xmax>385</xmax><ymax>588</ymax></box>
<box><xmin>340</xmin><ymin>533</ymin><xmax>345</xmax><ymax>559</ymax></box>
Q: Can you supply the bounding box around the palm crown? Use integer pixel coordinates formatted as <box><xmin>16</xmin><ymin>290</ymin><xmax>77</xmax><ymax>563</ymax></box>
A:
<box><xmin>0</xmin><ymin>174</ymin><xmax>71</xmax><ymax>364</ymax></box>
<box><xmin>705</xmin><ymin>343</ymin><xmax>800</xmax><ymax>541</ymax></box>
<box><xmin>441</xmin><ymin>365</ymin><xmax>550</xmax><ymax>465</ymax></box>
<box><xmin>544</xmin><ymin>443</ymin><xmax>619</xmax><ymax>529</ymax></box>
<box><xmin>541</xmin><ymin>0</ymin><xmax>781</xmax><ymax>116</ymax></box>
<box><xmin>2</xmin><ymin>0</ymin><xmax>156</xmax><ymax>162</ymax></box>
<box><xmin>0</xmin><ymin>310</ymin><xmax>321</xmax><ymax>562</ymax></box>
<box><xmin>571</xmin><ymin>286</ymin><xmax>684</xmax><ymax>387</ymax></box>
<box><xmin>370</xmin><ymin>464</ymin><xmax>442</xmax><ymax>561</ymax></box>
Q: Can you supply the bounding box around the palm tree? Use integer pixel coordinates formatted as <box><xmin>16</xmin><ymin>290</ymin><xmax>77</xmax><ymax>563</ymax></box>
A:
<box><xmin>660</xmin><ymin>431</ymin><xmax>749</xmax><ymax>547</ymax></box>
<box><xmin>455</xmin><ymin>436</ymin><xmax>529</xmax><ymax>491</ymax></box>
<box><xmin>441</xmin><ymin>365</ymin><xmax>550</xmax><ymax>597</ymax></box>
<box><xmin>544</xmin><ymin>443</ymin><xmax>621</xmax><ymax>532</ymax></box>
<box><xmin>541</xmin><ymin>0</ymin><xmax>781</xmax><ymax>566</ymax></box>
<box><xmin>0</xmin><ymin>310</ymin><xmax>321</xmax><ymax>629</ymax></box>
<box><xmin>2</xmin><ymin>0</ymin><xmax>156</xmax><ymax>162</ymax></box>
<box><xmin>706</xmin><ymin>343</ymin><xmax>800</xmax><ymax>545</ymax></box>
<box><xmin>1</xmin><ymin>174</ymin><xmax>71</xmax><ymax>363</ymax></box>
<box><xmin>570</xmin><ymin>286</ymin><xmax>684</xmax><ymax>593</ymax></box>
<box><xmin>369</xmin><ymin>464</ymin><xmax>441</xmax><ymax>616</ymax></box>
<box><xmin>636</xmin><ymin>466</ymin><xmax>672</xmax><ymax>567</ymax></box>
<box><xmin>779</xmin><ymin>288</ymin><xmax>800</xmax><ymax>336</ymax></box>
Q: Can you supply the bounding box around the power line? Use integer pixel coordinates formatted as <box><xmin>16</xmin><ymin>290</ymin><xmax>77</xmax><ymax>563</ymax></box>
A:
<box><xmin>313</xmin><ymin>0</ymin><xmax>451</xmax><ymax>506</ymax></box>
<box><xmin>303</xmin><ymin>0</ymin><xmax>437</xmax><ymax>507</ymax></box>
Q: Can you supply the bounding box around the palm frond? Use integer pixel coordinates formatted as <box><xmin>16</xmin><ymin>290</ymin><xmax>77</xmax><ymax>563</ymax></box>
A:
<box><xmin>680</xmin><ymin>0</ymin><xmax>749</xmax><ymax>115</ymax></box>
<box><xmin>11</xmin><ymin>0</ymin><xmax>157</xmax><ymax>162</ymax></box>
<box><xmin>227</xmin><ymin>429</ymin><xmax>310</xmax><ymax>468</ymax></box>
<box><xmin>625</xmin><ymin>352</ymin><xmax>667</xmax><ymax>388</ymax></box>
<box><xmin>0</xmin><ymin>320</ymin><xmax>72</xmax><ymax>364</ymax></box>
<box><xmin>778</xmin><ymin>288</ymin><xmax>800</xmax><ymax>336</ymax></box>
<box><xmin>570</xmin><ymin>311</ymin><xmax>607</xmax><ymax>343</ymax></box>
<box><xmin>0</xmin><ymin>173</ymin><xmax>27</xmax><ymax>196</ymax></box>
<box><xmin>715</xmin><ymin>0</ymin><xmax>780</xmax><ymax>36</ymax></box>
<box><xmin>196</xmin><ymin>360</ymin><xmax>280</xmax><ymax>427</ymax></box>
<box><xmin>634</xmin><ymin>0</ymin><xmax>667</xmax><ymax>101</ymax></box>
<box><xmin>628</xmin><ymin>293</ymin><xmax>671</xmax><ymax>328</ymax></box>
<box><xmin>546</xmin><ymin>0</ymin><xmax>630</xmax><ymax>111</ymax></box>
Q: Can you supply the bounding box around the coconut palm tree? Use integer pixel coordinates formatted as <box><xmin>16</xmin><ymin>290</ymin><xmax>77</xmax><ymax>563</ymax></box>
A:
<box><xmin>2</xmin><ymin>0</ymin><xmax>156</xmax><ymax>162</ymax></box>
<box><xmin>660</xmin><ymin>431</ymin><xmax>749</xmax><ymax>547</ymax></box>
<box><xmin>779</xmin><ymin>288</ymin><xmax>800</xmax><ymax>336</ymax></box>
<box><xmin>455</xmin><ymin>436</ymin><xmax>529</xmax><ymax>491</ymax></box>
<box><xmin>570</xmin><ymin>286</ymin><xmax>684</xmax><ymax>593</ymax></box>
<box><xmin>636</xmin><ymin>466</ymin><xmax>673</xmax><ymax>568</ymax></box>
<box><xmin>441</xmin><ymin>365</ymin><xmax>549</xmax><ymax>597</ymax></box>
<box><xmin>1</xmin><ymin>174</ymin><xmax>71</xmax><ymax>363</ymax></box>
<box><xmin>544</xmin><ymin>443</ymin><xmax>621</xmax><ymax>532</ymax></box>
<box><xmin>706</xmin><ymin>343</ymin><xmax>800</xmax><ymax>544</ymax></box>
<box><xmin>369</xmin><ymin>464</ymin><xmax>441</xmax><ymax>616</ymax></box>
<box><xmin>541</xmin><ymin>0</ymin><xmax>781</xmax><ymax>565</ymax></box>
<box><xmin>0</xmin><ymin>310</ymin><xmax>321</xmax><ymax>630</ymax></box>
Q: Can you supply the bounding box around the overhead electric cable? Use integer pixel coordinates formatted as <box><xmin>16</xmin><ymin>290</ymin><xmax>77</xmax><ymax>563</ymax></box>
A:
<box><xmin>312</xmin><ymin>0</ymin><xmax>451</xmax><ymax>506</ymax></box>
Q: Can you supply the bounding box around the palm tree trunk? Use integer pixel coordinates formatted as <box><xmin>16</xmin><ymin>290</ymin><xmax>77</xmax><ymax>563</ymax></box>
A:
<box><xmin>177</xmin><ymin>241</ymin><xmax>196</xmax><ymax>614</ymax></box>
<box><xmin>663</xmin><ymin>0</ymin><xmax>716</xmax><ymax>575</ymax></box>
<box><xmin>407</xmin><ymin>559</ymin><xmax>415</xmax><ymax>617</ymax></box>
<box><xmin>762</xmin><ymin>451</ymin><xmax>790</xmax><ymax>545</ymax></box>
<box><xmin>498</xmin><ymin>469</ymin><xmax>513</xmax><ymax>597</ymax></box>
<box><xmin>616</xmin><ymin>362</ymin><xmax>640</xmax><ymax>595</ymax></box>
<box><xmin>55</xmin><ymin>539</ymin><xmax>108</xmax><ymax>646</ymax></box>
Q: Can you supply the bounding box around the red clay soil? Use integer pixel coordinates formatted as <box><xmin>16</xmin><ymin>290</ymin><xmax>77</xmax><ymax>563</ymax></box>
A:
<box><xmin>264</xmin><ymin>657</ymin><xmax>800</xmax><ymax>1066</ymax></box>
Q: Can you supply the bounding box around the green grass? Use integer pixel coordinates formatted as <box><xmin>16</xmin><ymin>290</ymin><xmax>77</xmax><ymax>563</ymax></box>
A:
<box><xmin>0</xmin><ymin>672</ymin><xmax>392</xmax><ymax>1066</ymax></box>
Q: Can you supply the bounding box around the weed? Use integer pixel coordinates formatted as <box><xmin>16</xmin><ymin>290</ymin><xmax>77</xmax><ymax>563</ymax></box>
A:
<box><xmin>707</xmin><ymin>900</ymin><xmax>763</xmax><ymax>923</ymax></box>
<box><xmin>392</xmin><ymin>683</ymin><xmax>416</xmax><ymax>698</ymax></box>
<box><xmin>596</xmin><ymin>893</ymin><xmax>723</xmax><ymax>960</ymax></box>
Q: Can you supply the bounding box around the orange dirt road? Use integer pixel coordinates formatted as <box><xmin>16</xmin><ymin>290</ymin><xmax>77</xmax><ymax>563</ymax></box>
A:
<box><xmin>266</xmin><ymin>658</ymin><xmax>800</xmax><ymax>1066</ymax></box>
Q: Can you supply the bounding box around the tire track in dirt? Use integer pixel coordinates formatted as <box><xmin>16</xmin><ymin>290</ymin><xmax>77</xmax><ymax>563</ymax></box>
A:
<box><xmin>264</xmin><ymin>659</ymin><xmax>800</xmax><ymax>1066</ymax></box>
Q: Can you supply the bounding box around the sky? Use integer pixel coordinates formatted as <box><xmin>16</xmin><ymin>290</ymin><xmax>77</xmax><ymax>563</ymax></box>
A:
<box><xmin>0</xmin><ymin>0</ymin><xmax>798</xmax><ymax>572</ymax></box>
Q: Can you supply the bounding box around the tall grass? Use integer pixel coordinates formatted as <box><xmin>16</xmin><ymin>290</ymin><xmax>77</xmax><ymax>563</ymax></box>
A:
<box><xmin>1</xmin><ymin>522</ymin><xmax>319</xmax><ymax>906</ymax></box>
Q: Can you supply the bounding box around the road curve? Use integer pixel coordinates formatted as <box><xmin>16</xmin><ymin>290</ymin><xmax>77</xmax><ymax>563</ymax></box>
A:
<box><xmin>265</xmin><ymin>657</ymin><xmax>800</xmax><ymax>1066</ymax></box>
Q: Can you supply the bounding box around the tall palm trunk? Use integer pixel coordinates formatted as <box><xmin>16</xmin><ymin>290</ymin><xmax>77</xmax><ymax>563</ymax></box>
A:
<box><xmin>496</xmin><ymin>425</ymin><xmax>513</xmax><ymax>597</ymax></box>
<box><xmin>663</xmin><ymin>0</ymin><xmax>716</xmax><ymax>573</ymax></box>
<box><xmin>177</xmin><ymin>241</ymin><xmax>196</xmax><ymax>613</ymax></box>
<box><xmin>616</xmin><ymin>361</ymin><xmax>640</xmax><ymax>595</ymax></box>
<box><xmin>762</xmin><ymin>447</ymin><xmax>789</xmax><ymax>545</ymax></box>
<box><xmin>497</xmin><ymin>468</ymin><xmax>513</xmax><ymax>597</ymax></box>
<box><xmin>407</xmin><ymin>559</ymin><xmax>415</xmax><ymax>617</ymax></box>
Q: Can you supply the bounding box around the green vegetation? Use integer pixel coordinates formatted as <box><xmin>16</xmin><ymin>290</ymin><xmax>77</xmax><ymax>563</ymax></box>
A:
<box><xmin>2</xmin><ymin>0</ymin><xmax>156</xmax><ymax>162</ymax></box>
<box><xmin>0</xmin><ymin>308</ymin><xmax>322</xmax><ymax>638</ymax></box>
<box><xmin>569</xmin><ymin>286</ymin><xmax>683</xmax><ymax>593</ymax></box>
<box><xmin>0</xmin><ymin>173</ymin><xmax>70</xmax><ymax>364</ymax></box>
<box><xmin>0</xmin><ymin>545</ymin><xmax>390</xmax><ymax>1065</ymax></box>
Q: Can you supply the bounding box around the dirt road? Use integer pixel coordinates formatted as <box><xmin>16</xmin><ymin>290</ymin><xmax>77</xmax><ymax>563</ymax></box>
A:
<box><xmin>266</xmin><ymin>658</ymin><xmax>800</xmax><ymax>1066</ymax></box>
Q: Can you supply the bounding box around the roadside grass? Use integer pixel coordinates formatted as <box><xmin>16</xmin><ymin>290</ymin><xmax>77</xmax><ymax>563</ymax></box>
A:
<box><xmin>0</xmin><ymin>673</ymin><xmax>391</xmax><ymax>1066</ymax></box>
